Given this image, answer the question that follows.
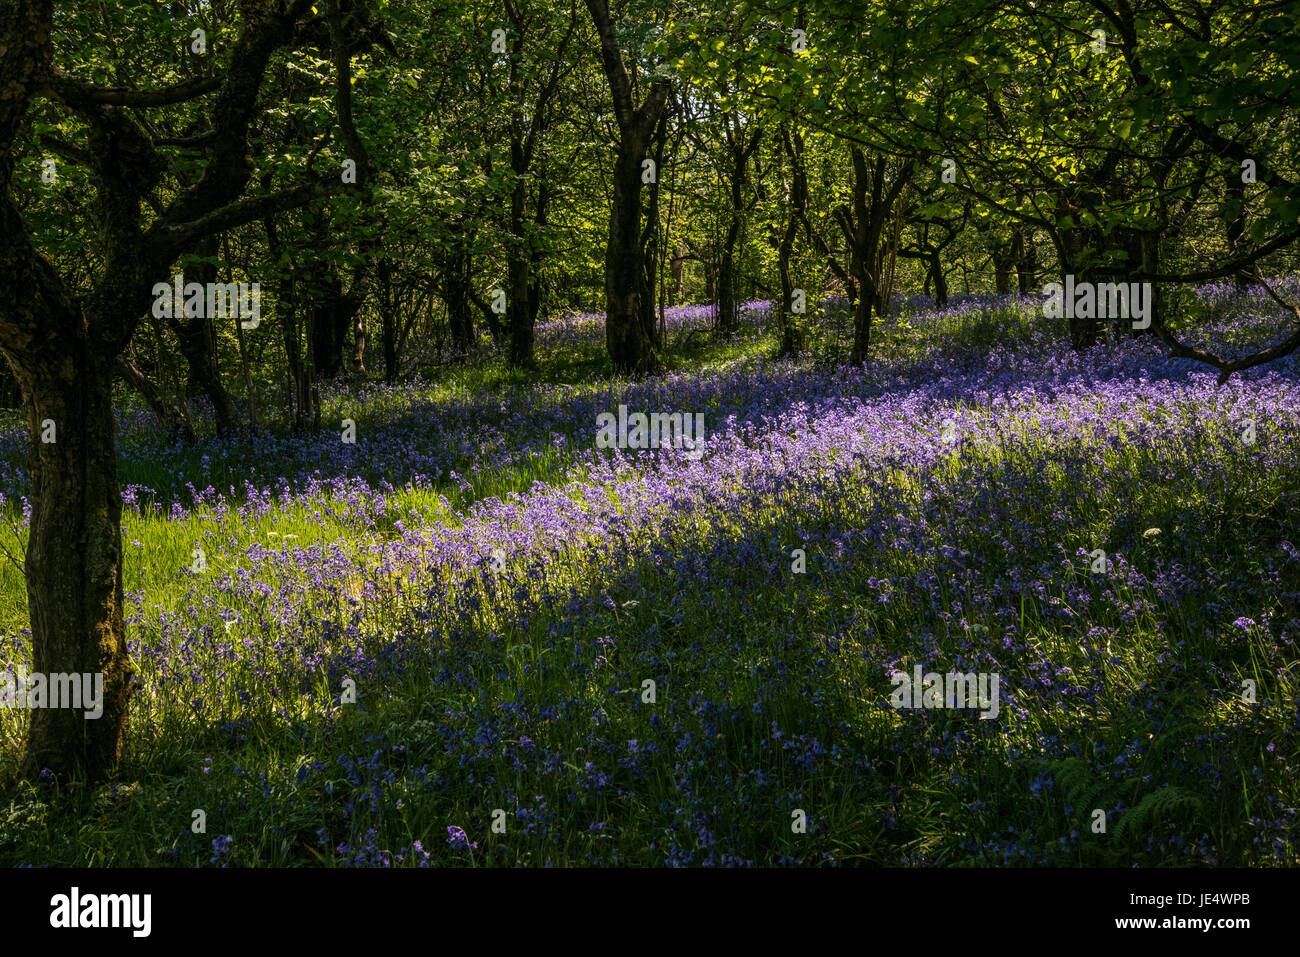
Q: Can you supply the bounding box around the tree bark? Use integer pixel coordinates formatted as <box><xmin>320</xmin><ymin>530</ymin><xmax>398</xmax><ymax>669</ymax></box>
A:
<box><xmin>992</xmin><ymin>242</ymin><xmax>1013</xmax><ymax>294</ymax></box>
<box><xmin>309</xmin><ymin>273</ymin><xmax>364</xmax><ymax>381</ymax></box>
<box><xmin>717</xmin><ymin>127</ymin><xmax>759</xmax><ymax>334</ymax></box>
<box><xmin>1057</xmin><ymin>223</ymin><xmax>1105</xmax><ymax>350</ymax></box>
<box><xmin>506</xmin><ymin>150</ymin><xmax>538</xmax><ymax>369</ymax></box>
<box><xmin>378</xmin><ymin>258</ymin><xmax>399</xmax><ymax>382</ymax></box>
<box><xmin>775</xmin><ymin>125</ymin><xmax>806</xmax><ymax>356</ymax></box>
<box><xmin>1135</xmin><ymin>228</ymin><xmax>1162</xmax><ymax>337</ymax></box>
<box><xmin>586</xmin><ymin>0</ymin><xmax>669</xmax><ymax>375</ymax></box>
<box><xmin>1012</xmin><ymin>223</ymin><xmax>1034</xmax><ymax>294</ymax></box>
<box><xmin>641</xmin><ymin>108</ymin><xmax>668</xmax><ymax>348</ymax></box>
<box><xmin>777</xmin><ymin>215</ymin><xmax>800</xmax><ymax>356</ymax></box>
<box><xmin>21</xmin><ymin>352</ymin><xmax>133</xmax><ymax>780</ymax></box>
<box><xmin>930</xmin><ymin>250</ymin><xmax>949</xmax><ymax>307</ymax></box>
<box><xmin>352</xmin><ymin>311</ymin><xmax>366</xmax><ymax>377</ymax></box>
<box><xmin>442</xmin><ymin>249</ymin><xmax>477</xmax><ymax>355</ymax></box>
<box><xmin>670</xmin><ymin>248</ymin><xmax>685</xmax><ymax>304</ymax></box>
<box><xmin>605</xmin><ymin>128</ymin><xmax>664</xmax><ymax>372</ymax></box>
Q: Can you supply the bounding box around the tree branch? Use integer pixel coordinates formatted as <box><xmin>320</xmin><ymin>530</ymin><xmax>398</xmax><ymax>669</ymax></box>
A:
<box><xmin>147</xmin><ymin>175</ymin><xmax>348</xmax><ymax>266</ymax></box>
<box><xmin>1152</xmin><ymin>271</ymin><xmax>1300</xmax><ymax>383</ymax></box>
<box><xmin>45</xmin><ymin>70</ymin><xmax>222</xmax><ymax>108</ymax></box>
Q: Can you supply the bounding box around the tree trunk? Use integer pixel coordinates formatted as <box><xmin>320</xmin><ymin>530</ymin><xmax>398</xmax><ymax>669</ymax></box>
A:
<box><xmin>265</xmin><ymin>212</ymin><xmax>315</xmax><ymax>430</ymax></box>
<box><xmin>849</xmin><ymin>295</ymin><xmax>874</xmax><ymax>365</ymax></box>
<box><xmin>506</xmin><ymin>254</ymin><xmax>535</xmax><ymax>367</ymax></box>
<box><xmin>670</xmin><ymin>247</ymin><xmax>685</xmax><ymax>305</ymax></box>
<box><xmin>1013</xmin><ymin>224</ymin><xmax>1034</xmax><ymax>294</ymax></box>
<box><xmin>776</xmin><ymin>125</ymin><xmax>808</xmax><ymax>356</ymax></box>
<box><xmin>1136</xmin><ymin>229</ymin><xmax>1161</xmax><ymax>337</ymax></box>
<box><xmin>378</xmin><ymin>258</ymin><xmax>399</xmax><ymax>382</ymax></box>
<box><xmin>717</xmin><ymin>226</ymin><xmax>739</xmax><ymax>333</ymax></box>
<box><xmin>289</xmin><ymin>292</ymin><xmax>317</xmax><ymax>431</ymax></box>
<box><xmin>716</xmin><ymin>135</ymin><xmax>751</xmax><ymax>334</ymax></box>
<box><xmin>506</xmin><ymin>147</ymin><xmax>537</xmax><ymax>369</ymax></box>
<box><xmin>838</xmin><ymin>149</ymin><xmax>913</xmax><ymax>364</ymax></box>
<box><xmin>383</xmin><ymin>311</ymin><xmax>397</xmax><ymax>382</ymax></box>
<box><xmin>1224</xmin><ymin>171</ymin><xmax>1249</xmax><ymax>290</ymax></box>
<box><xmin>172</xmin><ymin>310</ymin><xmax>239</xmax><ymax>436</ymax></box>
<box><xmin>641</xmin><ymin>111</ymin><xmax>668</xmax><ymax>350</ymax></box>
<box><xmin>605</xmin><ymin>133</ymin><xmax>661</xmax><ymax>373</ymax></box>
<box><xmin>285</xmin><ymin>293</ymin><xmax>316</xmax><ymax>432</ymax></box>
<box><xmin>530</xmin><ymin>183</ymin><xmax>550</xmax><ymax>333</ymax></box>
<box><xmin>876</xmin><ymin>217</ymin><xmax>900</xmax><ymax>314</ymax></box>
<box><xmin>586</xmin><ymin>0</ymin><xmax>669</xmax><ymax>375</ymax></box>
<box><xmin>848</xmin><ymin>155</ymin><xmax>877</xmax><ymax>363</ymax></box>
<box><xmin>442</xmin><ymin>251</ymin><xmax>477</xmax><ymax>354</ymax></box>
<box><xmin>21</xmin><ymin>354</ymin><xmax>133</xmax><ymax>780</ymax></box>
<box><xmin>167</xmin><ymin>241</ymin><xmax>240</xmax><ymax>436</ymax></box>
<box><xmin>352</xmin><ymin>312</ymin><xmax>366</xmax><ymax>377</ymax></box>
<box><xmin>1058</xmin><ymin>224</ymin><xmax>1105</xmax><ymax>350</ymax></box>
<box><xmin>847</xmin><ymin>149</ymin><xmax>877</xmax><ymax>365</ymax></box>
<box><xmin>777</xmin><ymin>195</ymin><xmax>801</xmax><ymax>357</ymax></box>
<box><xmin>930</xmin><ymin>250</ymin><xmax>949</xmax><ymax>307</ymax></box>
<box><xmin>309</xmin><ymin>274</ymin><xmax>361</xmax><ymax>381</ymax></box>
<box><xmin>992</xmin><ymin>243</ymin><xmax>1013</xmax><ymax>294</ymax></box>
<box><xmin>115</xmin><ymin>352</ymin><xmax>195</xmax><ymax>443</ymax></box>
